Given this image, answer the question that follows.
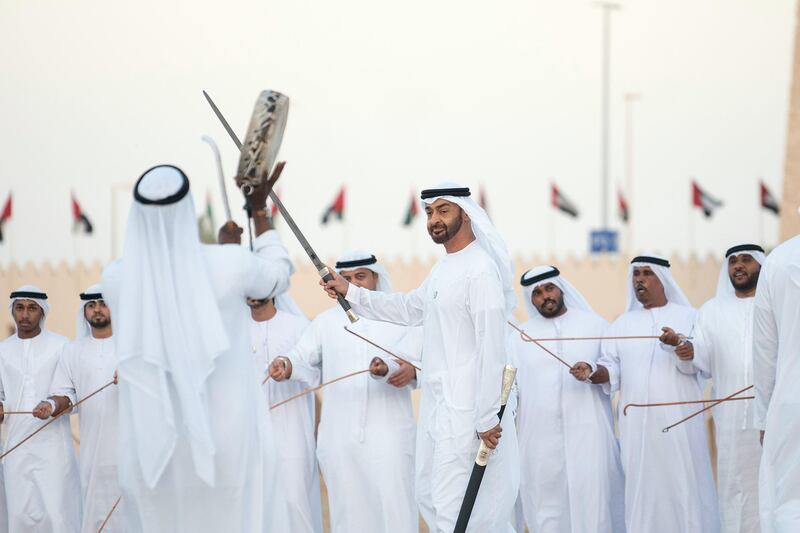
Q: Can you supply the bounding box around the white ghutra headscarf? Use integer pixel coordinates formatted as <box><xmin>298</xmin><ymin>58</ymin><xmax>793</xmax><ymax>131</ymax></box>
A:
<box><xmin>520</xmin><ymin>265</ymin><xmax>595</xmax><ymax>320</ymax></box>
<box><xmin>335</xmin><ymin>250</ymin><xmax>393</xmax><ymax>293</ymax></box>
<box><xmin>420</xmin><ymin>182</ymin><xmax>516</xmax><ymax>314</ymax></box>
<box><xmin>111</xmin><ymin>164</ymin><xmax>229</xmax><ymax>488</ymax></box>
<box><xmin>626</xmin><ymin>254</ymin><xmax>691</xmax><ymax>311</ymax></box>
<box><xmin>9</xmin><ymin>284</ymin><xmax>49</xmax><ymax>331</ymax></box>
<box><xmin>716</xmin><ymin>244</ymin><xmax>766</xmax><ymax>298</ymax></box>
<box><xmin>75</xmin><ymin>283</ymin><xmax>103</xmax><ymax>338</ymax></box>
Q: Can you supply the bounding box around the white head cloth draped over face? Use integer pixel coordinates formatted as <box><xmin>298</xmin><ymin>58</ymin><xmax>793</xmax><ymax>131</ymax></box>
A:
<box><xmin>115</xmin><ymin>164</ymin><xmax>230</xmax><ymax>488</ymax></box>
<box><xmin>716</xmin><ymin>244</ymin><xmax>766</xmax><ymax>298</ymax></box>
<box><xmin>335</xmin><ymin>250</ymin><xmax>393</xmax><ymax>293</ymax></box>
<box><xmin>9</xmin><ymin>284</ymin><xmax>49</xmax><ymax>331</ymax></box>
<box><xmin>75</xmin><ymin>284</ymin><xmax>103</xmax><ymax>339</ymax></box>
<box><xmin>626</xmin><ymin>254</ymin><xmax>691</xmax><ymax>311</ymax></box>
<box><xmin>420</xmin><ymin>182</ymin><xmax>516</xmax><ymax>314</ymax></box>
<box><xmin>520</xmin><ymin>265</ymin><xmax>595</xmax><ymax>320</ymax></box>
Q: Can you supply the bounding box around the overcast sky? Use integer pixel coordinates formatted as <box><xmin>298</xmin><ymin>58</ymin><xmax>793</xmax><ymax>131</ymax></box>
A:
<box><xmin>0</xmin><ymin>0</ymin><xmax>795</xmax><ymax>266</ymax></box>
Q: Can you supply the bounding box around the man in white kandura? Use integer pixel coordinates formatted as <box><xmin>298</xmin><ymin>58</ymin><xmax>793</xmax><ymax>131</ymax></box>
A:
<box><xmin>571</xmin><ymin>255</ymin><xmax>719</xmax><ymax>533</ymax></box>
<box><xmin>752</xmin><ymin>235</ymin><xmax>800</xmax><ymax>533</ymax></box>
<box><xmin>680</xmin><ymin>244</ymin><xmax>765</xmax><ymax>533</ymax></box>
<box><xmin>270</xmin><ymin>250</ymin><xmax>421</xmax><ymax>533</ymax></box>
<box><xmin>508</xmin><ymin>266</ymin><xmax>624</xmax><ymax>533</ymax></box>
<box><xmin>0</xmin><ymin>286</ymin><xmax>81</xmax><ymax>532</ymax></box>
<box><xmin>101</xmin><ymin>164</ymin><xmax>292</xmax><ymax>532</ymax></box>
<box><xmin>249</xmin><ymin>293</ymin><xmax>322</xmax><ymax>533</ymax></box>
<box><xmin>31</xmin><ymin>285</ymin><xmax>123</xmax><ymax>532</ymax></box>
<box><xmin>321</xmin><ymin>185</ymin><xmax>520</xmax><ymax>532</ymax></box>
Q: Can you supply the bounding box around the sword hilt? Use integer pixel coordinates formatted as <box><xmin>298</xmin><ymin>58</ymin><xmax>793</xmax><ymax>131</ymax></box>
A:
<box><xmin>319</xmin><ymin>266</ymin><xmax>359</xmax><ymax>323</ymax></box>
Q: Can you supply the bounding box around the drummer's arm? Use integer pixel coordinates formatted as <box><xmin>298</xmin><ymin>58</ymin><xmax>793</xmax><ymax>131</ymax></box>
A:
<box><xmin>243</xmin><ymin>165</ymin><xmax>276</xmax><ymax>237</ymax></box>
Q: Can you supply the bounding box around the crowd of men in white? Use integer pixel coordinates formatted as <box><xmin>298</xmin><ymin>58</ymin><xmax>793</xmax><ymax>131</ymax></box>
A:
<box><xmin>0</xmin><ymin>164</ymin><xmax>798</xmax><ymax>533</ymax></box>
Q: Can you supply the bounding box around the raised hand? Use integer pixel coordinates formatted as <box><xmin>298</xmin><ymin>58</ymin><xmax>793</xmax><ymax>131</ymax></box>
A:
<box><xmin>319</xmin><ymin>267</ymin><xmax>350</xmax><ymax>300</ymax></box>
<box><xmin>269</xmin><ymin>357</ymin><xmax>292</xmax><ymax>381</ymax></box>
<box><xmin>369</xmin><ymin>357</ymin><xmax>389</xmax><ymax>377</ymax></box>
<box><xmin>478</xmin><ymin>423</ymin><xmax>503</xmax><ymax>449</ymax></box>
<box><xmin>32</xmin><ymin>401</ymin><xmax>53</xmax><ymax>420</ymax></box>
<box><xmin>387</xmin><ymin>360</ymin><xmax>417</xmax><ymax>388</ymax></box>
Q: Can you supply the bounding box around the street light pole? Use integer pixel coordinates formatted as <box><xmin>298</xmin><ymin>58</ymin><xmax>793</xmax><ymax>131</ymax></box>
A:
<box><xmin>624</xmin><ymin>92</ymin><xmax>640</xmax><ymax>253</ymax></box>
<box><xmin>595</xmin><ymin>1</ymin><xmax>620</xmax><ymax>231</ymax></box>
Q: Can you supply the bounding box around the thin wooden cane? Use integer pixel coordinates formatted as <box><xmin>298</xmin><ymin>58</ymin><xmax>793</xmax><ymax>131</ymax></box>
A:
<box><xmin>507</xmin><ymin>322</ymin><xmax>573</xmax><ymax>369</ymax></box>
<box><xmin>623</xmin><ymin>396</ymin><xmax>753</xmax><ymax>416</ymax></box>
<box><xmin>662</xmin><ymin>385</ymin><xmax>754</xmax><ymax>433</ymax></box>
<box><xmin>270</xmin><ymin>369</ymin><xmax>371</xmax><ymax>410</ymax></box>
<box><xmin>521</xmin><ymin>335</ymin><xmax>692</xmax><ymax>342</ymax></box>
<box><xmin>261</xmin><ymin>374</ymin><xmax>271</xmax><ymax>386</ymax></box>
<box><xmin>0</xmin><ymin>380</ymin><xmax>116</xmax><ymax>460</ymax></box>
<box><xmin>344</xmin><ymin>326</ymin><xmax>422</xmax><ymax>370</ymax></box>
<box><xmin>97</xmin><ymin>496</ymin><xmax>122</xmax><ymax>532</ymax></box>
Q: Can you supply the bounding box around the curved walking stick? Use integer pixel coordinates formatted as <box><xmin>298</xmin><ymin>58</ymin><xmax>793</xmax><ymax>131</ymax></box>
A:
<box><xmin>623</xmin><ymin>395</ymin><xmax>753</xmax><ymax>416</ymax></box>
<box><xmin>270</xmin><ymin>369</ymin><xmax>371</xmax><ymax>410</ymax></box>
<box><xmin>508</xmin><ymin>322</ymin><xmax>573</xmax><ymax>369</ymax></box>
<box><xmin>0</xmin><ymin>380</ymin><xmax>115</xmax><ymax>460</ymax></box>
<box><xmin>662</xmin><ymin>385</ymin><xmax>754</xmax><ymax>433</ymax></box>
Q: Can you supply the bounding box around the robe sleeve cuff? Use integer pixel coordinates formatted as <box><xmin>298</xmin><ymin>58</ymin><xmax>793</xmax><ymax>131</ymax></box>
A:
<box><xmin>252</xmin><ymin>229</ymin><xmax>280</xmax><ymax>251</ymax></box>
<box><xmin>675</xmin><ymin>359</ymin><xmax>698</xmax><ymax>375</ymax></box>
<box><xmin>475</xmin><ymin>414</ymin><xmax>500</xmax><ymax>434</ymax></box>
<box><xmin>345</xmin><ymin>282</ymin><xmax>361</xmax><ymax>303</ymax></box>
<box><xmin>370</xmin><ymin>357</ymin><xmax>400</xmax><ymax>381</ymax></box>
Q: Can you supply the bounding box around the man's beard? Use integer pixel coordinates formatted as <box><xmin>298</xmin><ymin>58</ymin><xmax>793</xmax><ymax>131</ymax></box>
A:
<box><xmin>89</xmin><ymin>316</ymin><xmax>111</xmax><ymax>329</ymax></box>
<box><xmin>536</xmin><ymin>295</ymin><xmax>565</xmax><ymax>318</ymax></box>
<box><xmin>427</xmin><ymin>216</ymin><xmax>463</xmax><ymax>244</ymax></box>
<box><xmin>247</xmin><ymin>297</ymin><xmax>270</xmax><ymax>309</ymax></box>
<box><xmin>730</xmin><ymin>269</ymin><xmax>759</xmax><ymax>292</ymax></box>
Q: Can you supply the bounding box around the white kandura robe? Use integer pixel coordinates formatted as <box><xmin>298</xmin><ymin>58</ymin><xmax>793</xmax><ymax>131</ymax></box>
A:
<box><xmin>102</xmin><ymin>230</ymin><xmax>291</xmax><ymax>532</ymax></box>
<box><xmin>692</xmin><ymin>296</ymin><xmax>762</xmax><ymax>533</ymax></box>
<box><xmin>250</xmin><ymin>309</ymin><xmax>322</xmax><ymax>533</ymax></box>
<box><xmin>345</xmin><ymin>241</ymin><xmax>520</xmax><ymax>533</ymax></box>
<box><xmin>285</xmin><ymin>307</ymin><xmax>421</xmax><ymax>533</ymax></box>
<box><xmin>0</xmin><ymin>330</ymin><xmax>81</xmax><ymax>533</ymax></box>
<box><xmin>49</xmin><ymin>335</ymin><xmax>123</xmax><ymax>533</ymax></box>
<box><xmin>752</xmin><ymin>235</ymin><xmax>800</xmax><ymax>533</ymax></box>
<box><xmin>597</xmin><ymin>302</ymin><xmax>720</xmax><ymax>533</ymax></box>
<box><xmin>508</xmin><ymin>309</ymin><xmax>625</xmax><ymax>533</ymax></box>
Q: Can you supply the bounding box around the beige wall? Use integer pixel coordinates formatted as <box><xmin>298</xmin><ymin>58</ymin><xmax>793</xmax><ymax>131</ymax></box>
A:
<box><xmin>1</xmin><ymin>255</ymin><xmax>723</xmax><ymax>338</ymax></box>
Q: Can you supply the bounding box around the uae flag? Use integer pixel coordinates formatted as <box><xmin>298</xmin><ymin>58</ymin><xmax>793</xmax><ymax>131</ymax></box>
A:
<box><xmin>197</xmin><ymin>192</ymin><xmax>216</xmax><ymax>244</ymax></box>
<box><xmin>618</xmin><ymin>190</ymin><xmax>629</xmax><ymax>223</ymax></box>
<box><xmin>691</xmin><ymin>181</ymin><xmax>723</xmax><ymax>218</ymax></box>
<box><xmin>0</xmin><ymin>193</ymin><xmax>11</xmax><ymax>243</ymax></box>
<box><xmin>402</xmin><ymin>191</ymin><xmax>418</xmax><ymax>226</ymax></box>
<box><xmin>551</xmin><ymin>184</ymin><xmax>579</xmax><ymax>218</ymax></box>
<box><xmin>760</xmin><ymin>181</ymin><xmax>780</xmax><ymax>215</ymax></box>
<box><xmin>71</xmin><ymin>193</ymin><xmax>94</xmax><ymax>234</ymax></box>
<box><xmin>321</xmin><ymin>186</ymin><xmax>345</xmax><ymax>225</ymax></box>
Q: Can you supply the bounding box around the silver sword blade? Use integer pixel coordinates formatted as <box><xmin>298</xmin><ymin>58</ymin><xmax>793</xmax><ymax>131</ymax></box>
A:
<box><xmin>202</xmin><ymin>90</ymin><xmax>327</xmax><ymax>272</ymax></box>
<box><xmin>201</xmin><ymin>135</ymin><xmax>233</xmax><ymax>221</ymax></box>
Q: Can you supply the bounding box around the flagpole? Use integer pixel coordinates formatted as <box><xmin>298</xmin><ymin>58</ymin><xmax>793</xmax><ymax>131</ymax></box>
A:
<box><xmin>688</xmin><ymin>181</ymin><xmax>696</xmax><ymax>260</ymax></box>
<box><xmin>757</xmin><ymin>180</ymin><xmax>765</xmax><ymax>246</ymax></box>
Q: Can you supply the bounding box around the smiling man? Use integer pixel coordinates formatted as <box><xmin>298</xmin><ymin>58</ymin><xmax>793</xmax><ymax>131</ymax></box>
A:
<box><xmin>679</xmin><ymin>244</ymin><xmax>766</xmax><ymax>533</ymax></box>
<box><xmin>508</xmin><ymin>266</ymin><xmax>624</xmax><ymax>533</ymax></box>
<box><xmin>571</xmin><ymin>255</ymin><xmax>720</xmax><ymax>533</ymax></box>
<box><xmin>320</xmin><ymin>184</ymin><xmax>520</xmax><ymax>532</ymax></box>
<box><xmin>34</xmin><ymin>285</ymin><xmax>122</xmax><ymax>533</ymax></box>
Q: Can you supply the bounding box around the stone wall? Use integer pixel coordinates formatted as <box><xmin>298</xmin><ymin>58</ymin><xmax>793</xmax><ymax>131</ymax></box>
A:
<box><xmin>1</xmin><ymin>255</ymin><xmax>723</xmax><ymax>338</ymax></box>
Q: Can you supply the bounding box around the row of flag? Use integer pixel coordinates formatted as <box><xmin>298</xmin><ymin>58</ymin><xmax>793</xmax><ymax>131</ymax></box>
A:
<box><xmin>0</xmin><ymin>193</ymin><xmax>93</xmax><ymax>242</ymax></box>
<box><xmin>548</xmin><ymin>180</ymin><xmax>780</xmax><ymax>222</ymax></box>
<box><xmin>0</xmin><ymin>180</ymin><xmax>782</xmax><ymax>244</ymax></box>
